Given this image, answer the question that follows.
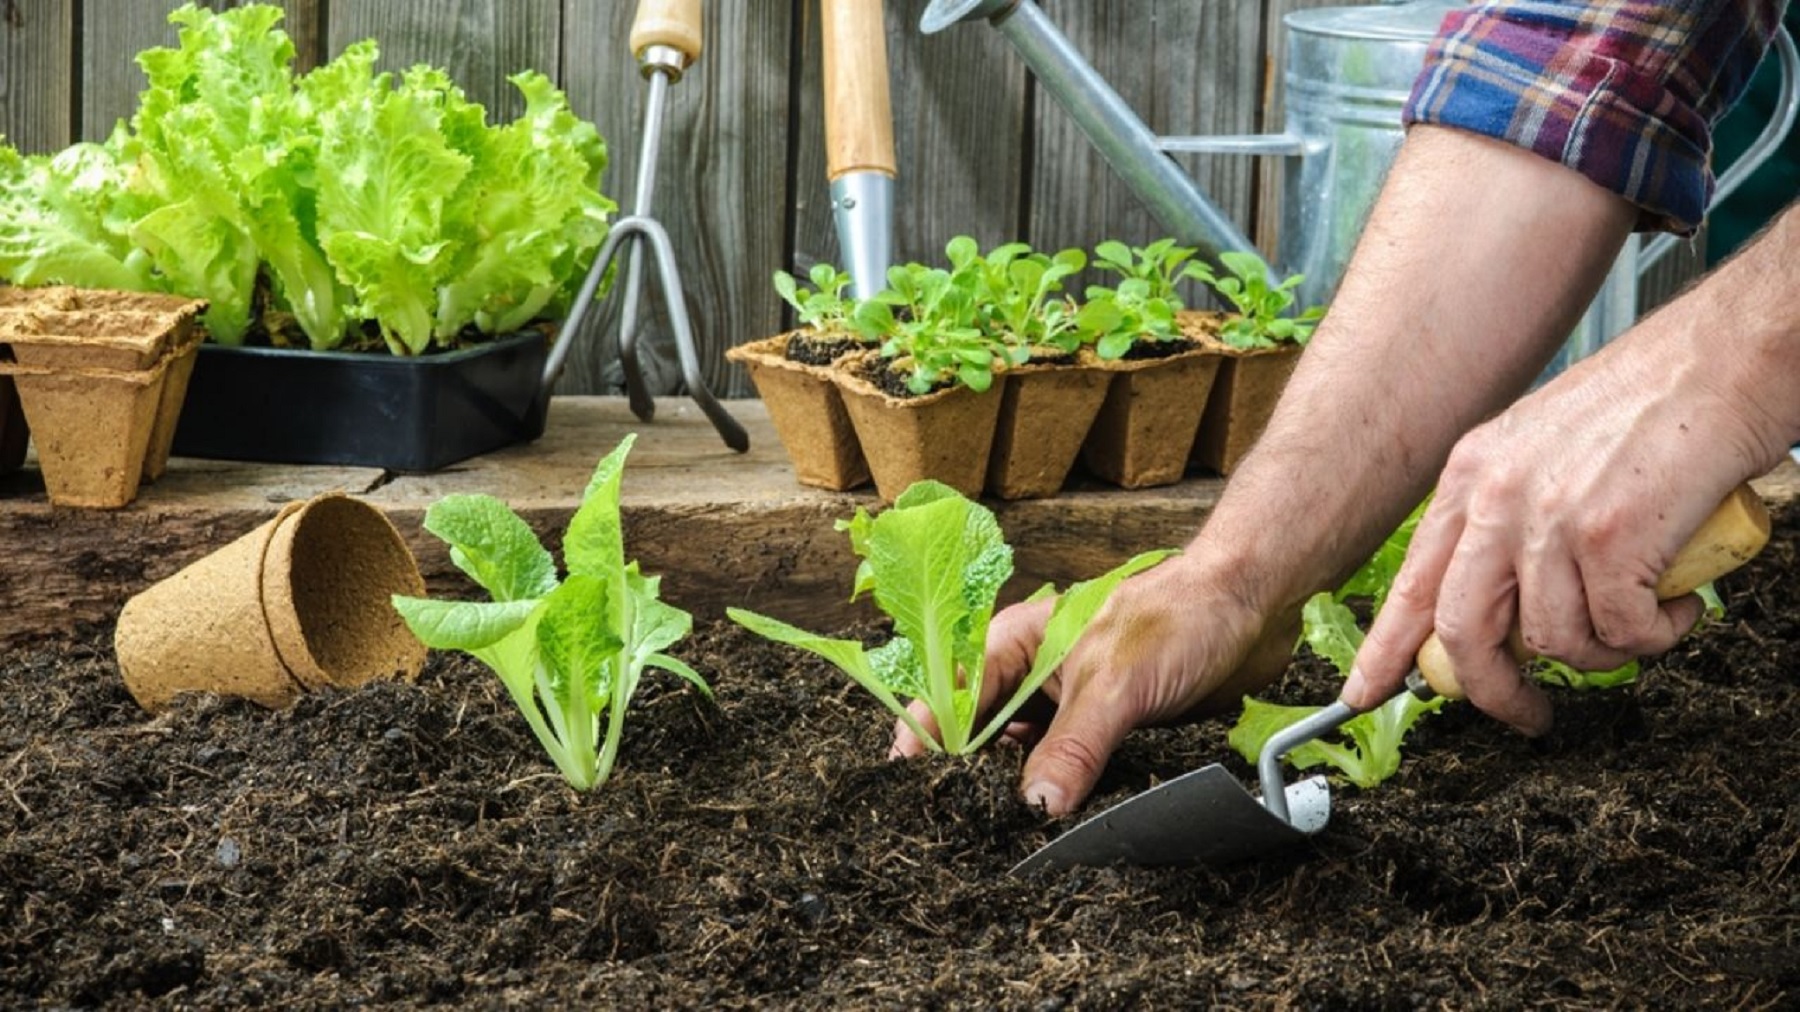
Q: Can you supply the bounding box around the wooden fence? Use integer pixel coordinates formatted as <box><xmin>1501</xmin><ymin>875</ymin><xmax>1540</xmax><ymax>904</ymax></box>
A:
<box><xmin>1</xmin><ymin>0</ymin><xmax>1703</xmax><ymax>398</ymax></box>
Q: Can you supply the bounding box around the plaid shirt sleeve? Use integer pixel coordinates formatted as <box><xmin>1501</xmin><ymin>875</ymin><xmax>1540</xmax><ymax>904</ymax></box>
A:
<box><xmin>1403</xmin><ymin>1</ymin><xmax>1788</xmax><ymax>234</ymax></box>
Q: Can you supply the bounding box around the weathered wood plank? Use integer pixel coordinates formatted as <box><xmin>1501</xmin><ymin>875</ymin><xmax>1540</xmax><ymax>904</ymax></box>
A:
<box><xmin>0</xmin><ymin>397</ymin><xmax>1236</xmax><ymax>647</ymax></box>
<box><xmin>790</xmin><ymin>2</ymin><xmax>1028</xmax><ymax>282</ymax></box>
<box><xmin>557</xmin><ymin>0</ymin><xmax>792</xmax><ymax>400</ymax></box>
<box><xmin>326</xmin><ymin>0</ymin><xmax>559</xmax><ymax>123</ymax></box>
<box><xmin>1029</xmin><ymin>0</ymin><xmax>1263</xmax><ymax>302</ymax></box>
<box><xmin>76</xmin><ymin>1</ymin><xmax>320</xmax><ymax>143</ymax></box>
<box><xmin>0</xmin><ymin>0</ymin><xmax>74</xmax><ymax>154</ymax></box>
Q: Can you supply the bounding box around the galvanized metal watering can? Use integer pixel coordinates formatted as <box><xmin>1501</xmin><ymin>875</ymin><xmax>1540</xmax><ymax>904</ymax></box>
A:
<box><xmin>920</xmin><ymin>0</ymin><xmax>1797</xmax><ymax>362</ymax></box>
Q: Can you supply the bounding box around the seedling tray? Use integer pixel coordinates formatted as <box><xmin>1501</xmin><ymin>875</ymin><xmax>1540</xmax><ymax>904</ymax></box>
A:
<box><xmin>171</xmin><ymin>330</ymin><xmax>551</xmax><ymax>471</ymax></box>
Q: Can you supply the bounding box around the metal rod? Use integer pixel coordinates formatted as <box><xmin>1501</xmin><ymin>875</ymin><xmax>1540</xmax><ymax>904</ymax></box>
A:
<box><xmin>831</xmin><ymin>172</ymin><xmax>896</xmax><ymax>300</ymax></box>
<box><xmin>617</xmin><ymin>67</ymin><xmax>676</xmax><ymax>422</ymax></box>
<box><xmin>1158</xmin><ymin>133</ymin><xmax>1308</xmax><ymax>157</ymax></box>
<box><xmin>992</xmin><ymin>1</ymin><xmax>1262</xmax><ymax>268</ymax></box>
<box><xmin>1257</xmin><ymin>700</ymin><xmax>1359</xmax><ymax>825</ymax></box>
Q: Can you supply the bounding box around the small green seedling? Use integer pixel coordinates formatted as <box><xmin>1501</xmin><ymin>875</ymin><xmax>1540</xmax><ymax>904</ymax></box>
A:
<box><xmin>852</xmin><ymin>248</ymin><xmax>999</xmax><ymax>394</ymax></box>
<box><xmin>1078</xmin><ymin>238</ymin><xmax>1204</xmax><ymax>359</ymax></box>
<box><xmin>392</xmin><ymin>435</ymin><xmax>709</xmax><ymax>790</ymax></box>
<box><xmin>729</xmin><ymin>480</ymin><xmax>1171</xmax><ymax>754</ymax></box>
<box><xmin>774</xmin><ymin>262</ymin><xmax>857</xmax><ymax>334</ymax></box>
<box><xmin>1189</xmin><ymin>251</ymin><xmax>1326</xmax><ymax>350</ymax></box>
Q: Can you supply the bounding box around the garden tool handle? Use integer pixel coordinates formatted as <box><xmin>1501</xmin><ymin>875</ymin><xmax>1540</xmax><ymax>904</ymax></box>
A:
<box><xmin>631</xmin><ymin>0</ymin><xmax>704</xmax><ymax>67</ymax></box>
<box><xmin>1416</xmin><ymin>483</ymin><xmax>1772</xmax><ymax>699</ymax></box>
<box><xmin>822</xmin><ymin>0</ymin><xmax>898</xmax><ymax>180</ymax></box>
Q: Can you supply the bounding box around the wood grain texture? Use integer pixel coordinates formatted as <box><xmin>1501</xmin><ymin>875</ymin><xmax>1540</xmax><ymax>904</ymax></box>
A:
<box><xmin>791</xmin><ymin>0</ymin><xmax>1028</xmax><ymax>280</ymax></box>
<box><xmin>76</xmin><ymin>1</ymin><xmax>319</xmax><ymax>143</ymax></box>
<box><xmin>0</xmin><ymin>0</ymin><xmax>74</xmax><ymax>154</ymax></box>
<box><xmin>1029</xmin><ymin>0</ymin><xmax>1263</xmax><ymax>305</ymax></box>
<box><xmin>558</xmin><ymin>0</ymin><xmax>793</xmax><ymax>401</ymax></box>
<box><xmin>0</xmin><ymin>397</ymin><xmax>1236</xmax><ymax>647</ymax></box>
<box><xmin>327</xmin><ymin>0</ymin><xmax>560</xmax><ymax>123</ymax></box>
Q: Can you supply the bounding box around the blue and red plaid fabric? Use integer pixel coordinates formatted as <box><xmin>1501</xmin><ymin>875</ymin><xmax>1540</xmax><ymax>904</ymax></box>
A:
<box><xmin>1404</xmin><ymin>1</ymin><xmax>1788</xmax><ymax>233</ymax></box>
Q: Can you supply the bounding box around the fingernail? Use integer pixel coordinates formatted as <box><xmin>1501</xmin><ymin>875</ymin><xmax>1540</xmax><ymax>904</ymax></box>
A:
<box><xmin>1341</xmin><ymin>666</ymin><xmax>1368</xmax><ymax>709</ymax></box>
<box><xmin>1023</xmin><ymin>780</ymin><xmax>1068</xmax><ymax>815</ymax></box>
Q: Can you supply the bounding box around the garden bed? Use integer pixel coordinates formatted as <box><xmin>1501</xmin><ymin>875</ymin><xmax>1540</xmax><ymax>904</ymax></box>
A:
<box><xmin>2</xmin><ymin>503</ymin><xmax>1798</xmax><ymax>1007</ymax></box>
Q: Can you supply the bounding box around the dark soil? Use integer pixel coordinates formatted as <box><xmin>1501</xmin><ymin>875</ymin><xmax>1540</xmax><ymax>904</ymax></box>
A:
<box><xmin>1118</xmin><ymin>336</ymin><xmax>1199</xmax><ymax>361</ymax></box>
<box><xmin>859</xmin><ymin>354</ymin><xmax>946</xmax><ymax>400</ymax></box>
<box><xmin>5</xmin><ymin>511</ymin><xmax>1800</xmax><ymax>1009</ymax></box>
<box><xmin>783</xmin><ymin>332</ymin><xmax>868</xmax><ymax>367</ymax></box>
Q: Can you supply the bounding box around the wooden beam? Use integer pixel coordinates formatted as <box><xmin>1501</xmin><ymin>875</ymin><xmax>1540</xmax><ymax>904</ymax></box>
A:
<box><xmin>0</xmin><ymin>397</ymin><xmax>1248</xmax><ymax>647</ymax></box>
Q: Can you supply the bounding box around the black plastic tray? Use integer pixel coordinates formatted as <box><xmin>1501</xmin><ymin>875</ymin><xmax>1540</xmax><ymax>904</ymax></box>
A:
<box><xmin>170</xmin><ymin>330</ymin><xmax>552</xmax><ymax>472</ymax></box>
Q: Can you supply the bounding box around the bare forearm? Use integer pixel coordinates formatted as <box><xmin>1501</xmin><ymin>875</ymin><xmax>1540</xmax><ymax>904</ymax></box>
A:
<box><xmin>1641</xmin><ymin>201</ymin><xmax>1800</xmax><ymax>467</ymax></box>
<box><xmin>1190</xmin><ymin>126</ymin><xmax>1636</xmax><ymax>616</ymax></box>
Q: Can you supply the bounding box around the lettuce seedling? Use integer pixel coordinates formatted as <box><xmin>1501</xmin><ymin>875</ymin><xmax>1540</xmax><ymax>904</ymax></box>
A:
<box><xmin>728</xmin><ymin>481</ymin><xmax>1172</xmax><ymax>754</ymax></box>
<box><xmin>774</xmin><ymin>262</ymin><xmax>857</xmax><ymax>334</ymax></box>
<box><xmin>1076</xmin><ymin>278</ymin><xmax>1183</xmax><ymax>361</ymax></box>
<box><xmin>955</xmin><ymin>239</ymin><xmax>1087</xmax><ymax>357</ymax></box>
<box><xmin>1229</xmin><ymin>500</ymin><xmax>1441</xmax><ymax>788</ymax></box>
<box><xmin>391</xmin><ymin>435</ymin><xmax>708</xmax><ymax>790</ymax></box>
<box><xmin>1230</xmin><ymin>591</ymin><xmax>1444</xmax><ymax>788</ymax></box>
<box><xmin>1189</xmin><ymin>251</ymin><xmax>1325</xmax><ymax>351</ymax></box>
<box><xmin>852</xmin><ymin>251</ymin><xmax>1001</xmax><ymax>394</ymax></box>
<box><xmin>1077</xmin><ymin>239</ymin><xmax>1205</xmax><ymax>359</ymax></box>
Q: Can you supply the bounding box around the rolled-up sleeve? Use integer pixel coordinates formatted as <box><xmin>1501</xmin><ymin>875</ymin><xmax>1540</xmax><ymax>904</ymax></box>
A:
<box><xmin>1402</xmin><ymin>1</ymin><xmax>1785</xmax><ymax>234</ymax></box>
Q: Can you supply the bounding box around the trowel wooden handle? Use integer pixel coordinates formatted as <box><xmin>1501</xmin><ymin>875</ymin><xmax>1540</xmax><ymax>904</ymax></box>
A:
<box><xmin>822</xmin><ymin>0</ymin><xmax>898</xmax><ymax>179</ymax></box>
<box><xmin>631</xmin><ymin>0</ymin><xmax>704</xmax><ymax>64</ymax></box>
<box><xmin>1416</xmin><ymin>482</ymin><xmax>1771</xmax><ymax>699</ymax></box>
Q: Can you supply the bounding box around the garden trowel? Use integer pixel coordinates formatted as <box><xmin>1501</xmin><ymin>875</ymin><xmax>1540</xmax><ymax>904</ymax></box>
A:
<box><xmin>1014</xmin><ymin>482</ymin><xmax>1773</xmax><ymax>874</ymax></box>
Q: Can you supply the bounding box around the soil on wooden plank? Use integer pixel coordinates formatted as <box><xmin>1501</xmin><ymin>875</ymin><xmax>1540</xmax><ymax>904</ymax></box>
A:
<box><xmin>3</xmin><ymin>509</ymin><xmax>1799</xmax><ymax>1009</ymax></box>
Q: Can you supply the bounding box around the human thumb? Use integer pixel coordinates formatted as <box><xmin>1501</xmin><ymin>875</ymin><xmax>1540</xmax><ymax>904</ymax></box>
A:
<box><xmin>1019</xmin><ymin>693</ymin><xmax>1135</xmax><ymax>817</ymax></box>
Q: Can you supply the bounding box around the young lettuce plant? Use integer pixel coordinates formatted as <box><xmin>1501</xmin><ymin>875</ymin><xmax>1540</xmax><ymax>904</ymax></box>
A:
<box><xmin>1189</xmin><ymin>251</ymin><xmax>1326</xmax><ymax>351</ymax></box>
<box><xmin>1229</xmin><ymin>500</ymin><xmax>1442</xmax><ymax>788</ymax></box>
<box><xmin>1077</xmin><ymin>238</ymin><xmax>1202</xmax><ymax>360</ymax></box>
<box><xmin>954</xmin><ymin>238</ymin><xmax>1087</xmax><ymax>358</ymax></box>
<box><xmin>391</xmin><ymin>435</ymin><xmax>709</xmax><ymax>790</ymax></box>
<box><xmin>773</xmin><ymin>262</ymin><xmax>857</xmax><ymax>334</ymax></box>
<box><xmin>851</xmin><ymin>253</ymin><xmax>1001</xmax><ymax>394</ymax></box>
<box><xmin>727</xmin><ymin>481</ymin><xmax>1172</xmax><ymax>754</ymax></box>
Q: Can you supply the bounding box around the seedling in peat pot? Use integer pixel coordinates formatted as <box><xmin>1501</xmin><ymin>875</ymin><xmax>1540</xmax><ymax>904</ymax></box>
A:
<box><xmin>392</xmin><ymin>435</ymin><xmax>709</xmax><ymax>790</ymax></box>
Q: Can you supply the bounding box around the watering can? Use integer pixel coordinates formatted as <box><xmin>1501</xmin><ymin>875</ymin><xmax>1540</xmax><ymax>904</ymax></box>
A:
<box><xmin>920</xmin><ymin>0</ymin><xmax>1798</xmax><ymax>370</ymax></box>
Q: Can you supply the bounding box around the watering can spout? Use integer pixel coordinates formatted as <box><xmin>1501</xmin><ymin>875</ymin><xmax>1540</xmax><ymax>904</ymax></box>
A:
<box><xmin>920</xmin><ymin>0</ymin><xmax>1266</xmax><ymax>271</ymax></box>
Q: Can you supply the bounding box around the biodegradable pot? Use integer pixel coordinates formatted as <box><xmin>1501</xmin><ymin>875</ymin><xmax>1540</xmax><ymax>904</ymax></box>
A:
<box><xmin>115</xmin><ymin>493</ymin><xmax>428</xmax><ymax>713</ymax></box>
<box><xmin>172</xmin><ymin>328</ymin><xmax>554</xmax><ymax>471</ymax></box>
<box><xmin>985</xmin><ymin>356</ymin><xmax>1110</xmax><ymax>500</ymax></box>
<box><xmin>1</xmin><ymin>356</ymin><xmax>172</xmax><ymax>508</ymax></box>
<box><xmin>1079</xmin><ymin>340</ymin><xmax>1222</xmax><ymax>489</ymax></box>
<box><xmin>0</xmin><ymin>290</ymin><xmax>208</xmax><ymax>484</ymax></box>
<box><xmin>725</xmin><ymin>331</ymin><xmax>870</xmax><ymax>491</ymax></box>
<box><xmin>1192</xmin><ymin>343</ymin><xmax>1303</xmax><ymax>476</ymax></box>
<box><xmin>0</xmin><ymin>378</ymin><xmax>26</xmax><ymax>475</ymax></box>
<box><xmin>833</xmin><ymin>353</ymin><xmax>1005</xmax><ymax>502</ymax></box>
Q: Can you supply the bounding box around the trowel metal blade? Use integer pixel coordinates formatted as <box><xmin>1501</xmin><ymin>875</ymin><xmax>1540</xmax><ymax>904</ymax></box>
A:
<box><xmin>1011</xmin><ymin>765</ymin><xmax>1331</xmax><ymax>874</ymax></box>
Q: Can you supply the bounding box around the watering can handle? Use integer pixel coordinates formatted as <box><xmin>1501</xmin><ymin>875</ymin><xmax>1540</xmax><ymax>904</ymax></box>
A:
<box><xmin>1414</xmin><ymin>482</ymin><xmax>1772</xmax><ymax>699</ymax></box>
<box><xmin>631</xmin><ymin>0</ymin><xmax>704</xmax><ymax>66</ymax></box>
<box><xmin>1641</xmin><ymin>25</ymin><xmax>1798</xmax><ymax>273</ymax></box>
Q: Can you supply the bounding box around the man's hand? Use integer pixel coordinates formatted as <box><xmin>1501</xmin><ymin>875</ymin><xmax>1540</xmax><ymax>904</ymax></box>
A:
<box><xmin>1344</xmin><ymin>204</ymin><xmax>1800</xmax><ymax>731</ymax></box>
<box><xmin>890</xmin><ymin>556</ymin><xmax>1296</xmax><ymax>815</ymax></box>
